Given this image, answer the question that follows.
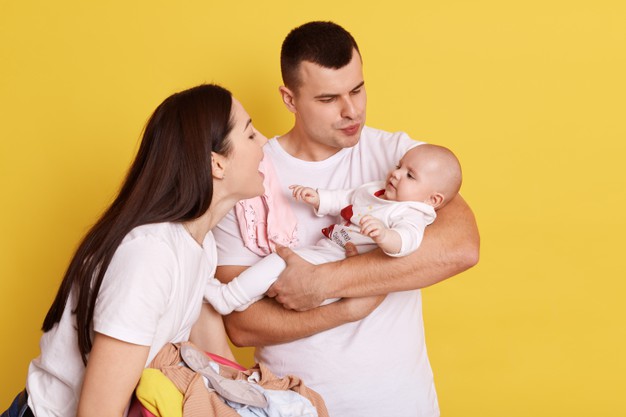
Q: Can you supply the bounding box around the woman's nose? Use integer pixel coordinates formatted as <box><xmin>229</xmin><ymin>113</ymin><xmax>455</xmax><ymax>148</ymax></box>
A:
<box><xmin>257</xmin><ymin>131</ymin><xmax>269</xmax><ymax>146</ymax></box>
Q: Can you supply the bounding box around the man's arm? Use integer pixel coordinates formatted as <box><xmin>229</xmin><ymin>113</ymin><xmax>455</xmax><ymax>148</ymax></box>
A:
<box><xmin>216</xmin><ymin>248</ymin><xmax>385</xmax><ymax>347</ymax></box>
<box><xmin>268</xmin><ymin>194</ymin><xmax>479</xmax><ymax>310</ymax></box>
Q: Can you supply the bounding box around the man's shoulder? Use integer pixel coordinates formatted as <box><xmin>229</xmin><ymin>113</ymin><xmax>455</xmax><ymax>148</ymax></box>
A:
<box><xmin>358</xmin><ymin>126</ymin><xmax>421</xmax><ymax>155</ymax></box>
<box><xmin>360</xmin><ymin>126</ymin><xmax>417</xmax><ymax>144</ymax></box>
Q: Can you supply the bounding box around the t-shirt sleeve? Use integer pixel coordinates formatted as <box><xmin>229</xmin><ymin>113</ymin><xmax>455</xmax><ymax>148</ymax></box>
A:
<box><xmin>366</xmin><ymin>127</ymin><xmax>425</xmax><ymax>174</ymax></box>
<box><xmin>392</xmin><ymin>131</ymin><xmax>424</xmax><ymax>163</ymax></box>
<box><xmin>93</xmin><ymin>236</ymin><xmax>176</xmax><ymax>346</ymax></box>
<box><xmin>213</xmin><ymin>208</ymin><xmax>263</xmax><ymax>267</ymax></box>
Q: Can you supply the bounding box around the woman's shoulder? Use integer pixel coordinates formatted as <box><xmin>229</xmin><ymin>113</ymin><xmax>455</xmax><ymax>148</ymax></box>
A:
<box><xmin>117</xmin><ymin>223</ymin><xmax>185</xmax><ymax>257</ymax></box>
<box><xmin>124</xmin><ymin>222</ymin><xmax>181</xmax><ymax>241</ymax></box>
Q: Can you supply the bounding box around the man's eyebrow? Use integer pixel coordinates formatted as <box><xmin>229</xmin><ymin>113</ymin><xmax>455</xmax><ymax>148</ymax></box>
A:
<box><xmin>314</xmin><ymin>81</ymin><xmax>365</xmax><ymax>99</ymax></box>
<box><xmin>351</xmin><ymin>81</ymin><xmax>365</xmax><ymax>91</ymax></box>
<box><xmin>314</xmin><ymin>92</ymin><xmax>338</xmax><ymax>100</ymax></box>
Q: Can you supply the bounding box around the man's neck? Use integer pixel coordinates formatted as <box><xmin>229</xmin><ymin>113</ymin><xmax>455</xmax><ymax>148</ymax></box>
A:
<box><xmin>277</xmin><ymin>130</ymin><xmax>342</xmax><ymax>162</ymax></box>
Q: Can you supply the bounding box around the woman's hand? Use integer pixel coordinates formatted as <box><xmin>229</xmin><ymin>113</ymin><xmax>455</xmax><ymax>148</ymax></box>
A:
<box><xmin>77</xmin><ymin>333</ymin><xmax>150</xmax><ymax>417</ymax></box>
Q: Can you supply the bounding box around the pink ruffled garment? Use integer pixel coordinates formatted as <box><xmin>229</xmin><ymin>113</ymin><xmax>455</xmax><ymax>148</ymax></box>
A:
<box><xmin>235</xmin><ymin>155</ymin><xmax>299</xmax><ymax>256</ymax></box>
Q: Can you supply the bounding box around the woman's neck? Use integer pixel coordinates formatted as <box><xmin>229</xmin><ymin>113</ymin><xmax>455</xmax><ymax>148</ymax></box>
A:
<box><xmin>182</xmin><ymin>188</ymin><xmax>238</xmax><ymax>247</ymax></box>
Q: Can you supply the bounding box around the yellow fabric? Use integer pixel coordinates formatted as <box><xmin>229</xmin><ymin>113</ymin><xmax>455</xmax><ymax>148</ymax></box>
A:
<box><xmin>136</xmin><ymin>368</ymin><xmax>184</xmax><ymax>417</ymax></box>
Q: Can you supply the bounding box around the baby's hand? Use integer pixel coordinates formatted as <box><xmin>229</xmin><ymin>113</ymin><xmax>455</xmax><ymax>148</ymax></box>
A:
<box><xmin>360</xmin><ymin>215</ymin><xmax>387</xmax><ymax>242</ymax></box>
<box><xmin>289</xmin><ymin>185</ymin><xmax>320</xmax><ymax>209</ymax></box>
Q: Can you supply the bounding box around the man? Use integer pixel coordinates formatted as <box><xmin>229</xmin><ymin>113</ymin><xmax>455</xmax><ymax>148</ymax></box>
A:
<box><xmin>211</xmin><ymin>21</ymin><xmax>479</xmax><ymax>417</ymax></box>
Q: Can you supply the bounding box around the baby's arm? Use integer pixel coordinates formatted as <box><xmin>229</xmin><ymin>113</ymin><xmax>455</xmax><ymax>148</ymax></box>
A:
<box><xmin>289</xmin><ymin>185</ymin><xmax>320</xmax><ymax>209</ymax></box>
<box><xmin>360</xmin><ymin>215</ymin><xmax>403</xmax><ymax>255</ymax></box>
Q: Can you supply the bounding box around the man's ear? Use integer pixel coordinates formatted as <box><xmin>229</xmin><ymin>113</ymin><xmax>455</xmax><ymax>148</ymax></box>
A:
<box><xmin>429</xmin><ymin>193</ymin><xmax>445</xmax><ymax>209</ymax></box>
<box><xmin>279</xmin><ymin>86</ymin><xmax>297</xmax><ymax>114</ymax></box>
<box><xmin>211</xmin><ymin>152</ymin><xmax>227</xmax><ymax>180</ymax></box>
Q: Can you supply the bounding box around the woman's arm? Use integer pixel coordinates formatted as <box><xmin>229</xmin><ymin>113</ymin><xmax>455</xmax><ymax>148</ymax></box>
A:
<box><xmin>77</xmin><ymin>333</ymin><xmax>149</xmax><ymax>417</ymax></box>
<box><xmin>189</xmin><ymin>303</ymin><xmax>237</xmax><ymax>362</ymax></box>
<box><xmin>269</xmin><ymin>194</ymin><xmax>480</xmax><ymax>310</ymax></box>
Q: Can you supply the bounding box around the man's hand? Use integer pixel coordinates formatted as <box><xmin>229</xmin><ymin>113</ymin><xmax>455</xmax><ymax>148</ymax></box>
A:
<box><xmin>266</xmin><ymin>245</ymin><xmax>324</xmax><ymax>311</ymax></box>
<box><xmin>266</xmin><ymin>243</ymin><xmax>360</xmax><ymax>311</ymax></box>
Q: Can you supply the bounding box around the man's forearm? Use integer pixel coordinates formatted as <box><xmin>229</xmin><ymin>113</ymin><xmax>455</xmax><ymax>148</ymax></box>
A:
<box><xmin>222</xmin><ymin>297</ymin><xmax>350</xmax><ymax>347</ymax></box>
<box><xmin>216</xmin><ymin>265</ymin><xmax>379</xmax><ymax>346</ymax></box>
<box><xmin>320</xmin><ymin>194</ymin><xmax>480</xmax><ymax>299</ymax></box>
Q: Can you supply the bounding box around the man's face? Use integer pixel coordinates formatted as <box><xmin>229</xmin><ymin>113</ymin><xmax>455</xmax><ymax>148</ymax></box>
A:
<box><xmin>290</xmin><ymin>50</ymin><xmax>367</xmax><ymax>154</ymax></box>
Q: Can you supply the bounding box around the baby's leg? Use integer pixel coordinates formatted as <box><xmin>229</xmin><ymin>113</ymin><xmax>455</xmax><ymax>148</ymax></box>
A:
<box><xmin>205</xmin><ymin>242</ymin><xmax>347</xmax><ymax>313</ymax></box>
<box><xmin>214</xmin><ymin>253</ymin><xmax>287</xmax><ymax>313</ymax></box>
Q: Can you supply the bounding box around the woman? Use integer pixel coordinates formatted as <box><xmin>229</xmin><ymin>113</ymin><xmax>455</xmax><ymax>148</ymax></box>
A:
<box><xmin>2</xmin><ymin>84</ymin><xmax>268</xmax><ymax>417</ymax></box>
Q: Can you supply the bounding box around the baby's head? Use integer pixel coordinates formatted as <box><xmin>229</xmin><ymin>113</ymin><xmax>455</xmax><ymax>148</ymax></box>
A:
<box><xmin>383</xmin><ymin>144</ymin><xmax>462</xmax><ymax>209</ymax></box>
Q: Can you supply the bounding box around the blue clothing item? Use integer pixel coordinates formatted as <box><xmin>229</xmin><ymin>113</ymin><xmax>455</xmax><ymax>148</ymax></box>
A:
<box><xmin>1</xmin><ymin>391</ymin><xmax>34</xmax><ymax>417</ymax></box>
<box><xmin>227</xmin><ymin>385</ymin><xmax>318</xmax><ymax>417</ymax></box>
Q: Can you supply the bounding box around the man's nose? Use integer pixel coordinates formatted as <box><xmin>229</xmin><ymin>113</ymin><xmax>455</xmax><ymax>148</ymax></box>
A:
<box><xmin>340</xmin><ymin>96</ymin><xmax>357</xmax><ymax>119</ymax></box>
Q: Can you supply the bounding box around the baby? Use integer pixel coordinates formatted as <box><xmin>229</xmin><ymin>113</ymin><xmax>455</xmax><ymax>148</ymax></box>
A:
<box><xmin>205</xmin><ymin>144</ymin><xmax>462</xmax><ymax>313</ymax></box>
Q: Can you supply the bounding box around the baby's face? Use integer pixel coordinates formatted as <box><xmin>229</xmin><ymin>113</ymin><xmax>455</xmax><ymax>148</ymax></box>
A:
<box><xmin>384</xmin><ymin>147</ymin><xmax>437</xmax><ymax>203</ymax></box>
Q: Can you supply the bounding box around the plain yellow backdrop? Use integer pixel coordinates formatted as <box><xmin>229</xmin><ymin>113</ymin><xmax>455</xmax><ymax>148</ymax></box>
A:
<box><xmin>1</xmin><ymin>1</ymin><xmax>625</xmax><ymax>416</ymax></box>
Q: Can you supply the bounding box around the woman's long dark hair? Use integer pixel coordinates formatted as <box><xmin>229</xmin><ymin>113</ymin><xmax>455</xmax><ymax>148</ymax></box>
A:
<box><xmin>42</xmin><ymin>84</ymin><xmax>234</xmax><ymax>364</ymax></box>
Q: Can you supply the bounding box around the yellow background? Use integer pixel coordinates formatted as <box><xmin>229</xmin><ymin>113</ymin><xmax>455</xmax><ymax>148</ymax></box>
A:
<box><xmin>1</xmin><ymin>1</ymin><xmax>625</xmax><ymax>415</ymax></box>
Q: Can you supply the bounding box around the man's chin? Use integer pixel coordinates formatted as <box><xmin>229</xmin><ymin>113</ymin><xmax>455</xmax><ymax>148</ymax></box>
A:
<box><xmin>340</xmin><ymin>136</ymin><xmax>360</xmax><ymax>149</ymax></box>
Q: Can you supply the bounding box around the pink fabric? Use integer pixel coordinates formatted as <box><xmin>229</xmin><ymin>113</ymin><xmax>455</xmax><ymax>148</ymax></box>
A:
<box><xmin>128</xmin><ymin>396</ymin><xmax>157</xmax><ymax>417</ymax></box>
<box><xmin>235</xmin><ymin>155</ymin><xmax>298</xmax><ymax>256</ymax></box>
<box><xmin>206</xmin><ymin>352</ymin><xmax>246</xmax><ymax>371</ymax></box>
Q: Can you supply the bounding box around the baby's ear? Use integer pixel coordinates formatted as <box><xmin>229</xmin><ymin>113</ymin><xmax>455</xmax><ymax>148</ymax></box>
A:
<box><xmin>429</xmin><ymin>192</ymin><xmax>445</xmax><ymax>209</ymax></box>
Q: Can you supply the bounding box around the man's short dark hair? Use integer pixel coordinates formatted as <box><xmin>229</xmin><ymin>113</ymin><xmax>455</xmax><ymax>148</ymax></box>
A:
<box><xmin>281</xmin><ymin>21</ymin><xmax>361</xmax><ymax>90</ymax></box>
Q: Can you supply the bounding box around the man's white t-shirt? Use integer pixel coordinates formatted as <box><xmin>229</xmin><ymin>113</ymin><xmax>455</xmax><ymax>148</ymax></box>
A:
<box><xmin>214</xmin><ymin>126</ymin><xmax>440</xmax><ymax>417</ymax></box>
<box><xmin>26</xmin><ymin>223</ymin><xmax>217</xmax><ymax>417</ymax></box>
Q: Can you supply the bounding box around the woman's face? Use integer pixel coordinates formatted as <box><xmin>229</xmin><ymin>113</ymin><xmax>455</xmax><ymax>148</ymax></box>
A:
<box><xmin>223</xmin><ymin>98</ymin><xmax>268</xmax><ymax>200</ymax></box>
